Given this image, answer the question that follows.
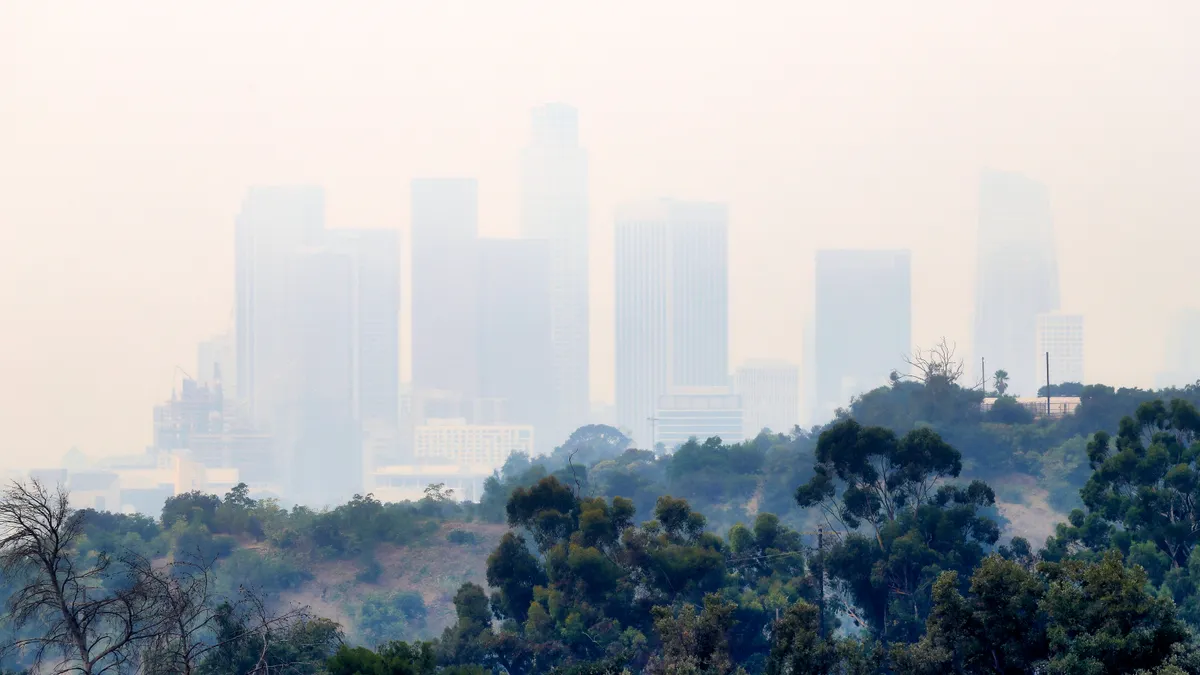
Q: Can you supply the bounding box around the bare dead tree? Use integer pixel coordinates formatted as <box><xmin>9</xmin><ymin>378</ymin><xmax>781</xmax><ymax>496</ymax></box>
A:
<box><xmin>894</xmin><ymin>338</ymin><xmax>966</xmax><ymax>388</ymax></box>
<box><xmin>0</xmin><ymin>479</ymin><xmax>170</xmax><ymax>675</ymax></box>
<box><xmin>133</xmin><ymin>552</ymin><xmax>320</xmax><ymax>675</ymax></box>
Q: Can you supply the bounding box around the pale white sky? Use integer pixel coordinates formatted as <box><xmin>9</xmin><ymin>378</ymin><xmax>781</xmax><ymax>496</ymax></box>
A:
<box><xmin>2</xmin><ymin>1</ymin><xmax>1198</xmax><ymax>465</ymax></box>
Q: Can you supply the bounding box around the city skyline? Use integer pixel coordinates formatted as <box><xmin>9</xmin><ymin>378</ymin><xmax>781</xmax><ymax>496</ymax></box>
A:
<box><xmin>6</xmin><ymin>1</ymin><xmax>1200</xmax><ymax>463</ymax></box>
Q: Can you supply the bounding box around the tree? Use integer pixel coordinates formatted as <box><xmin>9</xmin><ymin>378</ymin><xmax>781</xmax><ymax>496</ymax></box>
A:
<box><xmin>644</xmin><ymin>594</ymin><xmax>739</xmax><ymax>675</ymax></box>
<box><xmin>161</xmin><ymin>490</ymin><xmax>222</xmax><ymax>529</ymax></box>
<box><xmin>897</xmin><ymin>339</ymin><xmax>966</xmax><ymax>388</ymax></box>
<box><xmin>890</xmin><ymin>556</ymin><xmax>1046</xmax><ymax>674</ymax></box>
<box><xmin>0</xmin><ymin>480</ymin><xmax>168</xmax><ymax>675</ymax></box>
<box><xmin>993</xmin><ymin>370</ymin><xmax>1010</xmax><ymax>396</ymax></box>
<box><xmin>141</xmin><ymin>559</ymin><xmax>313</xmax><ymax>675</ymax></box>
<box><xmin>986</xmin><ymin>396</ymin><xmax>1034</xmax><ymax>425</ymax></box>
<box><xmin>487</xmin><ymin>533</ymin><xmax>548</xmax><ymax>623</ymax></box>
<box><xmin>196</xmin><ymin>603</ymin><xmax>341</xmax><ymax>675</ymax></box>
<box><xmin>550</xmin><ymin>425</ymin><xmax>632</xmax><ymax>468</ymax></box>
<box><xmin>765</xmin><ymin>601</ymin><xmax>837</xmax><ymax>675</ymax></box>
<box><xmin>795</xmin><ymin>419</ymin><xmax>1000</xmax><ymax>643</ymax></box>
<box><xmin>439</xmin><ymin>583</ymin><xmax>495</xmax><ymax>668</ymax></box>
<box><xmin>1040</xmin><ymin>551</ymin><xmax>1188</xmax><ymax>673</ymax></box>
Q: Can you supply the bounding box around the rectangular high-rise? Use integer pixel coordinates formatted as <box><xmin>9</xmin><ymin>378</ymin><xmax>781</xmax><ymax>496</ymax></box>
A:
<box><xmin>522</xmin><ymin>104</ymin><xmax>590</xmax><ymax>444</ymax></box>
<box><xmin>1156</xmin><ymin>309</ymin><xmax>1200</xmax><ymax>388</ymax></box>
<box><xmin>974</xmin><ymin>170</ymin><xmax>1060</xmax><ymax>397</ymax></box>
<box><xmin>735</xmin><ymin>359</ymin><xmax>800</xmax><ymax>437</ymax></box>
<box><xmin>287</xmin><ymin>248</ymin><xmax>361</xmax><ymax>506</ymax></box>
<box><xmin>615</xmin><ymin>200</ymin><xmax>729</xmax><ymax>448</ymax></box>
<box><xmin>332</xmin><ymin>229</ymin><xmax>401</xmax><ymax>430</ymax></box>
<box><xmin>477</xmin><ymin>238</ymin><xmax>555</xmax><ymax>452</ymax></box>
<box><xmin>411</xmin><ymin>178</ymin><xmax>479</xmax><ymax>398</ymax></box>
<box><xmin>1035</xmin><ymin>312</ymin><xmax>1084</xmax><ymax>389</ymax></box>
<box><xmin>233</xmin><ymin>187</ymin><xmax>401</xmax><ymax>504</ymax></box>
<box><xmin>235</xmin><ymin>186</ymin><xmax>325</xmax><ymax>430</ymax></box>
<box><xmin>814</xmin><ymin>250</ymin><xmax>911</xmax><ymax>422</ymax></box>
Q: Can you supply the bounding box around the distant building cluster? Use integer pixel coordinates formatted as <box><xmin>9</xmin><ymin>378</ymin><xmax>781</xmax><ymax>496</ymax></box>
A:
<box><xmin>30</xmin><ymin>107</ymin><xmax>1107</xmax><ymax>512</ymax></box>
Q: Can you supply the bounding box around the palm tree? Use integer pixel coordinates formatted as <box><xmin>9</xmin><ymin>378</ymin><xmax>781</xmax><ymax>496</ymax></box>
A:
<box><xmin>993</xmin><ymin>369</ymin><xmax>1010</xmax><ymax>396</ymax></box>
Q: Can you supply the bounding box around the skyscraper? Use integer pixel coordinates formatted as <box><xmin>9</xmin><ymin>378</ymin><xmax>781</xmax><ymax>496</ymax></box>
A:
<box><xmin>522</xmin><ymin>104</ymin><xmax>590</xmax><ymax>445</ymax></box>
<box><xmin>1156</xmin><ymin>308</ymin><xmax>1200</xmax><ymax>388</ymax></box>
<box><xmin>235</xmin><ymin>186</ymin><xmax>325</xmax><ymax>430</ymax></box>
<box><xmin>477</xmin><ymin>238</ymin><xmax>555</xmax><ymax>452</ymax></box>
<box><xmin>974</xmin><ymin>170</ymin><xmax>1060</xmax><ymax>397</ymax></box>
<box><xmin>615</xmin><ymin>200</ymin><xmax>729</xmax><ymax>447</ymax></box>
<box><xmin>814</xmin><ymin>249</ymin><xmax>911</xmax><ymax>422</ymax></box>
<box><xmin>233</xmin><ymin>187</ymin><xmax>400</xmax><ymax>503</ymax></box>
<box><xmin>333</xmin><ymin>229</ymin><xmax>401</xmax><ymax>430</ymax></box>
<box><xmin>411</xmin><ymin>178</ymin><xmax>480</xmax><ymax>399</ymax></box>
<box><xmin>735</xmin><ymin>359</ymin><xmax>800</xmax><ymax>437</ymax></box>
<box><xmin>288</xmin><ymin>248</ymin><xmax>360</xmax><ymax>506</ymax></box>
<box><xmin>1035</xmin><ymin>312</ymin><xmax>1084</xmax><ymax>389</ymax></box>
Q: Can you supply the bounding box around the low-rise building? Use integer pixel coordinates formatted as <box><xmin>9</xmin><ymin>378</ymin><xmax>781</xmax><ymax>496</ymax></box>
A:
<box><xmin>655</xmin><ymin>388</ymin><xmax>744</xmax><ymax>450</ymax></box>
<box><xmin>980</xmin><ymin>396</ymin><xmax>1081</xmax><ymax>418</ymax></box>
<box><xmin>413</xmin><ymin>418</ymin><xmax>534</xmax><ymax>470</ymax></box>
<box><xmin>370</xmin><ymin>463</ymin><xmax>495</xmax><ymax>503</ymax></box>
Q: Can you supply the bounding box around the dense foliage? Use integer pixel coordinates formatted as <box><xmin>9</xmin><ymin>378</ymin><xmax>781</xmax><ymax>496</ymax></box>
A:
<box><xmin>13</xmin><ymin>371</ymin><xmax>1200</xmax><ymax>673</ymax></box>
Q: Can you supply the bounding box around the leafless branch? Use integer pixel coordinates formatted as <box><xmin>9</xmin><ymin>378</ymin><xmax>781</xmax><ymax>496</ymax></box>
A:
<box><xmin>895</xmin><ymin>338</ymin><xmax>966</xmax><ymax>387</ymax></box>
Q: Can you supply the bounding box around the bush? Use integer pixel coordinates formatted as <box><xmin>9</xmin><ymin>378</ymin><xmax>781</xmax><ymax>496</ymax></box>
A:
<box><xmin>446</xmin><ymin>530</ymin><xmax>478</xmax><ymax>546</ymax></box>
<box><xmin>357</xmin><ymin>555</ymin><xmax>384</xmax><ymax>584</ymax></box>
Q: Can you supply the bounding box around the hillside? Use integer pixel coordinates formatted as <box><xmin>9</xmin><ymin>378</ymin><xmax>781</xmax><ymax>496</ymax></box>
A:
<box><xmin>277</xmin><ymin>521</ymin><xmax>507</xmax><ymax>639</ymax></box>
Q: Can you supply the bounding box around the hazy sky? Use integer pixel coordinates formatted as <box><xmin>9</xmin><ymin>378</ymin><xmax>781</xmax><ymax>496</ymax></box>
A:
<box><xmin>2</xmin><ymin>1</ymin><xmax>1199</xmax><ymax>465</ymax></box>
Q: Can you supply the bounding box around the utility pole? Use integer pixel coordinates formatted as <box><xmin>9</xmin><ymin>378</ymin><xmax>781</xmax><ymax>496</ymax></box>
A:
<box><xmin>1046</xmin><ymin>351</ymin><xmax>1051</xmax><ymax>416</ymax></box>
<box><xmin>817</xmin><ymin>525</ymin><xmax>825</xmax><ymax>640</ymax></box>
<box><xmin>981</xmin><ymin>357</ymin><xmax>986</xmax><ymax>393</ymax></box>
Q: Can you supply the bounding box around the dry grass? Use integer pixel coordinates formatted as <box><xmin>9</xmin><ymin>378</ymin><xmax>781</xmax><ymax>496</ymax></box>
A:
<box><xmin>991</xmin><ymin>473</ymin><xmax>1064</xmax><ymax>547</ymax></box>
<box><xmin>275</xmin><ymin>521</ymin><xmax>508</xmax><ymax>639</ymax></box>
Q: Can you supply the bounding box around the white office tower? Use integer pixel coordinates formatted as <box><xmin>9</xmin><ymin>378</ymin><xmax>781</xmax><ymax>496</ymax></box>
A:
<box><xmin>522</xmin><ymin>104</ymin><xmax>590</xmax><ymax>446</ymax></box>
<box><xmin>735</xmin><ymin>360</ymin><xmax>800</xmax><ymax>437</ymax></box>
<box><xmin>615</xmin><ymin>200</ymin><xmax>729</xmax><ymax>449</ymax></box>
<box><xmin>1035</xmin><ymin>312</ymin><xmax>1084</xmax><ymax>389</ymax></box>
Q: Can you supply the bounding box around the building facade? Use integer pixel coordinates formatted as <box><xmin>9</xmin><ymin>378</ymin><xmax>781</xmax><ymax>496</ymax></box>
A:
<box><xmin>287</xmin><ymin>248</ymin><xmax>361</xmax><ymax>506</ymax></box>
<box><xmin>814</xmin><ymin>249</ymin><xmax>911</xmax><ymax>422</ymax></box>
<box><xmin>655</xmin><ymin>389</ymin><xmax>744</xmax><ymax>449</ymax></box>
<box><xmin>411</xmin><ymin>178</ymin><xmax>480</xmax><ymax>399</ymax></box>
<box><xmin>615</xmin><ymin>200</ymin><xmax>729</xmax><ymax>448</ymax></box>
<box><xmin>477</xmin><ymin>238</ymin><xmax>556</xmax><ymax>452</ymax></box>
<box><xmin>197</xmin><ymin>331</ymin><xmax>235</xmax><ymax>398</ymax></box>
<box><xmin>974</xmin><ymin>170</ymin><xmax>1060</xmax><ymax>397</ymax></box>
<box><xmin>1035</xmin><ymin>312</ymin><xmax>1084</xmax><ymax>389</ymax></box>
<box><xmin>335</xmin><ymin>229</ymin><xmax>401</xmax><ymax>431</ymax></box>
<box><xmin>522</xmin><ymin>104</ymin><xmax>591</xmax><ymax>442</ymax></box>
<box><xmin>413</xmin><ymin>419</ymin><xmax>534</xmax><ymax>469</ymax></box>
<box><xmin>735</xmin><ymin>360</ymin><xmax>800</xmax><ymax>437</ymax></box>
<box><xmin>232</xmin><ymin>188</ymin><xmax>405</xmax><ymax>505</ymax></box>
<box><xmin>1156</xmin><ymin>308</ymin><xmax>1200</xmax><ymax>388</ymax></box>
<box><xmin>234</xmin><ymin>186</ymin><xmax>326</xmax><ymax>430</ymax></box>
